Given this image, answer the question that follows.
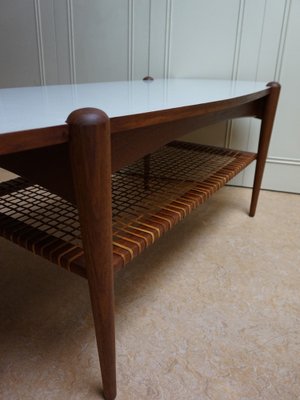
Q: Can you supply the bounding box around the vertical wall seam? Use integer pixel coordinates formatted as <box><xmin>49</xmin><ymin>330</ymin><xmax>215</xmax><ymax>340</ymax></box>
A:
<box><xmin>225</xmin><ymin>0</ymin><xmax>246</xmax><ymax>148</ymax></box>
<box><xmin>224</xmin><ymin>120</ymin><xmax>233</xmax><ymax>148</ymax></box>
<box><xmin>274</xmin><ymin>0</ymin><xmax>292</xmax><ymax>81</ymax></box>
<box><xmin>242</xmin><ymin>0</ymin><xmax>267</xmax><ymax>159</ymax></box>
<box><xmin>52</xmin><ymin>0</ymin><xmax>59</xmax><ymax>83</ymax></box>
<box><xmin>164</xmin><ymin>0</ymin><xmax>172</xmax><ymax>79</ymax></box>
<box><xmin>33</xmin><ymin>0</ymin><xmax>46</xmax><ymax>85</ymax></box>
<box><xmin>253</xmin><ymin>0</ymin><xmax>267</xmax><ymax>82</ymax></box>
<box><xmin>230</xmin><ymin>0</ymin><xmax>245</xmax><ymax>81</ymax></box>
<box><xmin>67</xmin><ymin>0</ymin><xmax>76</xmax><ymax>84</ymax></box>
<box><xmin>147</xmin><ymin>0</ymin><xmax>152</xmax><ymax>77</ymax></box>
<box><xmin>128</xmin><ymin>0</ymin><xmax>134</xmax><ymax>80</ymax></box>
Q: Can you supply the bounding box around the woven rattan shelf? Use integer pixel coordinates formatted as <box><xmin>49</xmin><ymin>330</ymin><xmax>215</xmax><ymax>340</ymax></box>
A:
<box><xmin>0</xmin><ymin>141</ymin><xmax>255</xmax><ymax>277</ymax></box>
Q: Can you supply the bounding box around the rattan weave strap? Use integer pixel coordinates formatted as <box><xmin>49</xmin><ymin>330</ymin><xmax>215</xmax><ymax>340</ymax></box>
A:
<box><xmin>0</xmin><ymin>141</ymin><xmax>256</xmax><ymax>276</ymax></box>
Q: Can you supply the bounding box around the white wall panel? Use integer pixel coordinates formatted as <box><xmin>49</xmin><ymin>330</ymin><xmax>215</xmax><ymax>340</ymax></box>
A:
<box><xmin>131</xmin><ymin>0</ymin><xmax>150</xmax><ymax>79</ymax></box>
<box><xmin>228</xmin><ymin>0</ymin><xmax>282</xmax><ymax>161</ymax></box>
<box><xmin>256</xmin><ymin>0</ymin><xmax>287</xmax><ymax>80</ymax></box>
<box><xmin>148</xmin><ymin>0</ymin><xmax>168</xmax><ymax>78</ymax></box>
<box><xmin>270</xmin><ymin>0</ymin><xmax>300</xmax><ymax>160</ymax></box>
<box><xmin>51</xmin><ymin>0</ymin><xmax>73</xmax><ymax>84</ymax></box>
<box><xmin>181</xmin><ymin>122</ymin><xmax>229</xmax><ymax>148</ymax></box>
<box><xmin>72</xmin><ymin>0</ymin><xmax>129</xmax><ymax>83</ymax></box>
<box><xmin>0</xmin><ymin>0</ymin><xmax>41</xmax><ymax>88</ymax></box>
<box><xmin>229</xmin><ymin>0</ymin><xmax>267</xmax><ymax>158</ymax></box>
<box><xmin>242</xmin><ymin>0</ymin><xmax>300</xmax><ymax>191</ymax></box>
<box><xmin>169</xmin><ymin>0</ymin><xmax>240</xmax><ymax>78</ymax></box>
<box><xmin>243</xmin><ymin>0</ymin><xmax>287</xmax><ymax>154</ymax></box>
<box><xmin>39</xmin><ymin>0</ymin><xmax>58</xmax><ymax>85</ymax></box>
<box><xmin>229</xmin><ymin>0</ymin><xmax>283</xmax><ymax>186</ymax></box>
<box><xmin>170</xmin><ymin>0</ymin><xmax>241</xmax><ymax>147</ymax></box>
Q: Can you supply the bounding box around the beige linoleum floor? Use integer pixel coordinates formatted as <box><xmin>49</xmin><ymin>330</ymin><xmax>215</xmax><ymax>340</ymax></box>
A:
<box><xmin>0</xmin><ymin>174</ymin><xmax>299</xmax><ymax>399</ymax></box>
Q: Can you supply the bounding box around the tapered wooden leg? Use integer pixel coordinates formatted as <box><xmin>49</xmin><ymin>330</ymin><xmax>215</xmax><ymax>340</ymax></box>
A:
<box><xmin>67</xmin><ymin>108</ymin><xmax>116</xmax><ymax>400</ymax></box>
<box><xmin>249</xmin><ymin>82</ymin><xmax>281</xmax><ymax>217</ymax></box>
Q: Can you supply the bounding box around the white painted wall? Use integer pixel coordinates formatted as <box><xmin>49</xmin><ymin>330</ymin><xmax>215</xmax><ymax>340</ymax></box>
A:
<box><xmin>0</xmin><ymin>0</ymin><xmax>299</xmax><ymax>193</ymax></box>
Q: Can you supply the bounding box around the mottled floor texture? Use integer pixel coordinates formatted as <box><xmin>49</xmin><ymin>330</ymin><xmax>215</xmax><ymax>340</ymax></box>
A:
<box><xmin>0</xmin><ymin>176</ymin><xmax>299</xmax><ymax>399</ymax></box>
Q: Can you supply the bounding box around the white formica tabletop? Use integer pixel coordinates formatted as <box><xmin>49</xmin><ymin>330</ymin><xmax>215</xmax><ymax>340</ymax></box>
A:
<box><xmin>0</xmin><ymin>79</ymin><xmax>268</xmax><ymax>134</ymax></box>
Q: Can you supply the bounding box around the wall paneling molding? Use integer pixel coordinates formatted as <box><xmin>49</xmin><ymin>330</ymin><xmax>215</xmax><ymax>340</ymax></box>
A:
<box><xmin>67</xmin><ymin>0</ymin><xmax>76</xmax><ymax>84</ymax></box>
<box><xmin>224</xmin><ymin>0</ymin><xmax>246</xmax><ymax>148</ymax></box>
<box><xmin>33</xmin><ymin>0</ymin><xmax>46</xmax><ymax>85</ymax></box>
<box><xmin>128</xmin><ymin>0</ymin><xmax>134</xmax><ymax>80</ymax></box>
<box><xmin>147</xmin><ymin>0</ymin><xmax>152</xmax><ymax>77</ymax></box>
<box><xmin>274</xmin><ymin>0</ymin><xmax>292</xmax><ymax>81</ymax></box>
<box><xmin>164</xmin><ymin>0</ymin><xmax>172</xmax><ymax>78</ymax></box>
<box><xmin>267</xmin><ymin>156</ymin><xmax>300</xmax><ymax>167</ymax></box>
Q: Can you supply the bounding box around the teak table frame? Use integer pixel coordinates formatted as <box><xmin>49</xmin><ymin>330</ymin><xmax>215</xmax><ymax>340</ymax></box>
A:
<box><xmin>0</xmin><ymin>80</ymin><xmax>280</xmax><ymax>399</ymax></box>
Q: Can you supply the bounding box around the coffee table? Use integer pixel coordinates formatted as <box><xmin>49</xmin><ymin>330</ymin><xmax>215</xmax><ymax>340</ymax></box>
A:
<box><xmin>0</xmin><ymin>78</ymin><xmax>280</xmax><ymax>399</ymax></box>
